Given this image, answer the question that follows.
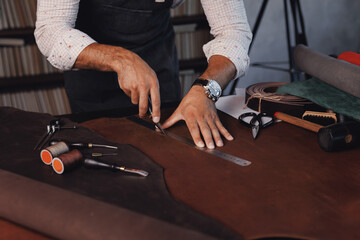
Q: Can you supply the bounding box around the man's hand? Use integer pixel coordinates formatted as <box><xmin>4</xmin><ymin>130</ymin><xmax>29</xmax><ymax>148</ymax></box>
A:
<box><xmin>113</xmin><ymin>49</ymin><xmax>160</xmax><ymax>121</ymax></box>
<box><xmin>75</xmin><ymin>43</ymin><xmax>161</xmax><ymax>123</ymax></box>
<box><xmin>162</xmin><ymin>86</ymin><xmax>233</xmax><ymax>149</ymax></box>
<box><xmin>162</xmin><ymin>55</ymin><xmax>237</xmax><ymax>148</ymax></box>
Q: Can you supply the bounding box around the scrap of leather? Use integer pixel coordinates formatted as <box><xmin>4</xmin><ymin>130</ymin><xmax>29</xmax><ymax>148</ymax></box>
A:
<box><xmin>82</xmin><ymin>109</ymin><xmax>360</xmax><ymax>240</ymax></box>
<box><xmin>0</xmin><ymin>107</ymin><xmax>238</xmax><ymax>240</ymax></box>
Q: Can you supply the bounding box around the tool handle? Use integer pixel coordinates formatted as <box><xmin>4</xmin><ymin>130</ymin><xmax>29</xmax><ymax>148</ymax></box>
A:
<box><xmin>84</xmin><ymin>158</ymin><xmax>114</xmax><ymax>170</ymax></box>
<box><xmin>50</xmin><ymin>140</ymin><xmax>87</xmax><ymax>149</ymax></box>
<box><xmin>274</xmin><ymin>112</ymin><xmax>322</xmax><ymax>132</ymax></box>
<box><xmin>91</xmin><ymin>153</ymin><xmax>118</xmax><ymax>157</ymax></box>
<box><xmin>70</xmin><ymin>143</ymin><xmax>89</xmax><ymax>148</ymax></box>
<box><xmin>84</xmin><ymin>159</ymin><xmax>148</xmax><ymax>176</ymax></box>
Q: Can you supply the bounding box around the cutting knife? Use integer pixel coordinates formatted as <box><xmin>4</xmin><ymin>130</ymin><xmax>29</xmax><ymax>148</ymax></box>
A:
<box><xmin>148</xmin><ymin>97</ymin><xmax>167</xmax><ymax>135</ymax></box>
<box><xmin>127</xmin><ymin>115</ymin><xmax>251</xmax><ymax>167</ymax></box>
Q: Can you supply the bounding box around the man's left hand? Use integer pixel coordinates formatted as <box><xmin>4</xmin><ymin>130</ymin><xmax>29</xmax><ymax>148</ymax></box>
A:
<box><xmin>162</xmin><ymin>86</ymin><xmax>233</xmax><ymax>149</ymax></box>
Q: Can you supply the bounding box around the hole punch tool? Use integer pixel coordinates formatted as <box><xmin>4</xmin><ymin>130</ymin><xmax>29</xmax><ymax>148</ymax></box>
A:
<box><xmin>238</xmin><ymin>112</ymin><xmax>274</xmax><ymax>139</ymax></box>
<box><xmin>33</xmin><ymin>119</ymin><xmax>77</xmax><ymax>151</ymax></box>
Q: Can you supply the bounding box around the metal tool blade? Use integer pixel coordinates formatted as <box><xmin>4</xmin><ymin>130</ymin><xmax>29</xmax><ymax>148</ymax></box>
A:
<box><xmin>148</xmin><ymin>97</ymin><xmax>167</xmax><ymax>135</ymax></box>
<box><xmin>252</xmin><ymin>125</ymin><xmax>259</xmax><ymax>139</ymax></box>
<box><xmin>127</xmin><ymin>116</ymin><xmax>251</xmax><ymax>167</ymax></box>
<box><xmin>91</xmin><ymin>144</ymin><xmax>118</xmax><ymax>149</ymax></box>
<box><xmin>33</xmin><ymin>130</ymin><xmax>50</xmax><ymax>150</ymax></box>
<box><xmin>154</xmin><ymin>122</ymin><xmax>167</xmax><ymax>135</ymax></box>
<box><xmin>118</xmin><ymin>166</ymin><xmax>149</xmax><ymax>177</ymax></box>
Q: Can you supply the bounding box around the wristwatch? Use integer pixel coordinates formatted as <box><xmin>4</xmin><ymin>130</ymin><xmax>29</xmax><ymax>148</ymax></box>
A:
<box><xmin>192</xmin><ymin>78</ymin><xmax>222</xmax><ymax>102</ymax></box>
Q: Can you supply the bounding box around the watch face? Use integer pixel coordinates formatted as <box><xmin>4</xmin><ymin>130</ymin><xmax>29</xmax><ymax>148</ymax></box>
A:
<box><xmin>193</xmin><ymin>78</ymin><xmax>222</xmax><ymax>102</ymax></box>
<box><xmin>208</xmin><ymin>80</ymin><xmax>222</xmax><ymax>98</ymax></box>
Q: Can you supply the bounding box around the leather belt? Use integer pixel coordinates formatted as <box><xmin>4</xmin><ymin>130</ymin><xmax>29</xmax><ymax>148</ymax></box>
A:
<box><xmin>245</xmin><ymin>82</ymin><xmax>321</xmax><ymax>116</ymax></box>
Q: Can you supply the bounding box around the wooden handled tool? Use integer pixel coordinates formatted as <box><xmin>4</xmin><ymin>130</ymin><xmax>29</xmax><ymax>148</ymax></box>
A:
<box><xmin>275</xmin><ymin>112</ymin><xmax>360</xmax><ymax>152</ymax></box>
<box><xmin>274</xmin><ymin>112</ymin><xmax>322</xmax><ymax>132</ymax></box>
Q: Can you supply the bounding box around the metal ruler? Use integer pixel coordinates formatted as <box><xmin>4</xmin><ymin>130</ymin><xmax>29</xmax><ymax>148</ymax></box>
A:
<box><xmin>127</xmin><ymin>116</ymin><xmax>251</xmax><ymax>167</ymax></box>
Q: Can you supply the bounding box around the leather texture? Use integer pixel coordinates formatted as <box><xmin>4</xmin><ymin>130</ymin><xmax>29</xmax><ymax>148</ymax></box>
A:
<box><xmin>82</xmin><ymin>108</ymin><xmax>360</xmax><ymax>240</ymax></box>
<box><xmin>0</xmin><ymin>107</ymin><xmax>239</xmax><ymax>240</ymax></box>
<box><xmin>1</xmin><ymin>106</ymin><xmax>360</xmax><ymax>240</ymax></box>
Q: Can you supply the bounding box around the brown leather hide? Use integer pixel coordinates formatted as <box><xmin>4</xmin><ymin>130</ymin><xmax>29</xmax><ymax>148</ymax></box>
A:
<box><xmin>82</xmin><ymin>109</ymin><xmax>360</xmax><ymax>240</ymax></box>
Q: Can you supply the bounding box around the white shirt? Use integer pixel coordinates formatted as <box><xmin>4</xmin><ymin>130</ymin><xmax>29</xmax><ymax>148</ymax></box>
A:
<box><xmin>35</xmin><ymin>0</ymin><xmax>252</xmax><ymax>79</ymax></box>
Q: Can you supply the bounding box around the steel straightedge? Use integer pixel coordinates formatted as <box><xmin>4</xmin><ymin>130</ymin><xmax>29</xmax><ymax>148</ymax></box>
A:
<box><xmin>127</xmin><ymin>116</ymin><xmax>251</xmax><ymax>167</ymax></box>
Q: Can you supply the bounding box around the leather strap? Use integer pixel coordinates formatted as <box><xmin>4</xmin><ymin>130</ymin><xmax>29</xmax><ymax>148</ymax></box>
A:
<box><xmin>192</xmin><ymin>78</ymin><xmax>209</xmax><ymax>87</ymax></box>
<box><xmin>245</xmin><ymin>81</ymin><xmax>322</xmax><ymax>117</ymax></box>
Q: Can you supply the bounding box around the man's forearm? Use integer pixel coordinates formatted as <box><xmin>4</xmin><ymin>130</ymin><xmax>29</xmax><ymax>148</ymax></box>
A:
<box><xmin>74</xmin><ymin>43</ymin><xmax>128</xmax><ymax>73</ymax></box>
<box><xmin>198</xmin><ymin>55</ymin><xmax>237</xmax><ymax>89</ymax></box>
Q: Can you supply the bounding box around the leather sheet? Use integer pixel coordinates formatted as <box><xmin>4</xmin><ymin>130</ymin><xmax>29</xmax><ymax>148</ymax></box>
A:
<box><xmin>0</xmin><ymin>107</ymin><xmax>237</xmax><ymax>240</ymax></box>
<box><xmin>1</xmin><ymin>106</ymin><xmax>360</xmax><ymax>240</ymax></box>
<box><xmin>82</xmin><ymin>108</ymin><xmax>360</xmax><ymax>240</ymax></box>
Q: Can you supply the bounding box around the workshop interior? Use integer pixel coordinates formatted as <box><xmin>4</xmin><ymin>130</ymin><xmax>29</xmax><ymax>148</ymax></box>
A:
<box><xmin>0</xmin><ymin>0</ymin><xmax>360</xmax><ymax>240</ymax></box>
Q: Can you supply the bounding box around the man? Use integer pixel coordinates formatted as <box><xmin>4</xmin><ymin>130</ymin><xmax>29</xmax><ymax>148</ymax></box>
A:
<box><xmin>35</xmin><ymin>0</ymin><xmax>252</xmax><ymax>149</ymax></box>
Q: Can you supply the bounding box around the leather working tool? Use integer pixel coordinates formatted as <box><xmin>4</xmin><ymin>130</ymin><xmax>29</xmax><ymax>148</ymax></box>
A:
<box><xmin>238</xmin><ymin>112</ymin><xmax>274</xmax><ymax>139</ymax></box>
<box><xmin>275</xmin><ymin>112</ymin><xmax>360</xmax><ymax>151</ymax></box>
<box><xmin>49</xmin><ymin>139</ymin><xmax>118</xmax><ymax>150</ymax></box>
<box><xmin>33</xmin><ymin>119</ymin><xmax>77</xmax><ymax>151</ymax></box>
<box><xmin>302</xmin><ymin>111</ymin><xmax>337</xmax><ymax>125</ymax></box>
<box><xmin>91</xmin><ymin>153</ymin><xmax>118</xmax><ymax>157</ymax></box>
<box><xmin>84</xmin><ymin>158</ymin><xmax>148</xmax><ymax>177</ymax></box>
<box><xmin>127</xmin><ymin>115</ymin><xmax>251</xmax><ymax>167</ymax></box>
<box><xmin>148</xmin><ymin>96</ymin><xmax>167</xmax><ymax>135</ymax></box>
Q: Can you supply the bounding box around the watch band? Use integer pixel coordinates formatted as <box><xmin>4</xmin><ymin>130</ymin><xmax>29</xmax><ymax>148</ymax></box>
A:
<box><xmin>192</xmin><ymin>78</ymin><xmax>209</xmax><ymax>87</ymax></box>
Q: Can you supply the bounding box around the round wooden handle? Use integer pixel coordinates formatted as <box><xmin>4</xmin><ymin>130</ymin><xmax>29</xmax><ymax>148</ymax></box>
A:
<box><xmin>274</xmin><ymin>112</ymin><xmax>323</xmax><ymax>132</ymax></box>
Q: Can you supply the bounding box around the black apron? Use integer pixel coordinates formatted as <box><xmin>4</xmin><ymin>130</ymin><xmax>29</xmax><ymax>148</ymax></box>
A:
<box><xmin>64</xmin><ymin>0</ymin><xmax>180</xmax><ymax>113</ymax></box>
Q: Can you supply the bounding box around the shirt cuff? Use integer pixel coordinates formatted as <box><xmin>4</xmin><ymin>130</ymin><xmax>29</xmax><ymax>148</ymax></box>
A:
<box><xmin>47</xmin><ymin>29</ymin><xmax>96</xmax><ymax>71</ymax></box>
<box><xmin>203</xmin><ymin>38</ymin><xmax>250</xmax><ymax>80</ymax></box>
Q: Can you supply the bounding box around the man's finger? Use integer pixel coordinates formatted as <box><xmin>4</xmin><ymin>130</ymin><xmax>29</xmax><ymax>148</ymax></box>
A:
<box><xmin>150</xmin><ymin>87</ymin><xmax>161</xmax><ymax>123</ymax></box>
<box><xmin>138</xmin><ymin>91</ymin><xmax>148</xmax><ymax>117</ymax></box>
<box><xmin>215</xmin><ymin>118</ymin><xmax>234</xmax><ymax>141</ymax></box>
<box><xmin>130</xmin><ymin>90</ymin><xmax>139</xmax><ymax>105</ymax></box>
<box><xmin>185</xmin><ymin>119</ymin><xmax>205</xmax><ymax>148</ymax></box>
<box><xmin>162</xmin><ymin>110</ymin><xmax>182</xmax><ymax>129</ymax></box>
<box><xmin>208</xmin><ymin>120</ymin><xmax>223</xmax><ymax>147</ymax></box>
<box><xmin>197</xmin><ymin>120</ymin><xmax>215</xmax><ymax>149</ymax></box>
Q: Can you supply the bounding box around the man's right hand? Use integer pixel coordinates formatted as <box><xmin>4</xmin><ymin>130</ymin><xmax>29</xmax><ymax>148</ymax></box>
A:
<box><xmin>74</xmin><ymin>43</ymin><xmax>161</xmax><ymax>123</ymax></box>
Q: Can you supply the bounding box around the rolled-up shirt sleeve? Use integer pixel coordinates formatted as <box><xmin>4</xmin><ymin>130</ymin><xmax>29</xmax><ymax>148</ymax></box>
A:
<box><xmin>34</xmin><ymin>0</ymin><xmax>96</xmax><ymax>70</ymax></box>
<box><xmin>201</xmin><ymin>0</ymin><xmax>252</xmax><ymax>79</ymax></box>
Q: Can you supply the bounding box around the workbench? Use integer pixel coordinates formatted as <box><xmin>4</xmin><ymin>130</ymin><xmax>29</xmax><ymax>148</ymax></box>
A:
<box><xmin>0</xmin><ymin>104</ymin><xmax>359</xmax><ymax>240</ymax></box>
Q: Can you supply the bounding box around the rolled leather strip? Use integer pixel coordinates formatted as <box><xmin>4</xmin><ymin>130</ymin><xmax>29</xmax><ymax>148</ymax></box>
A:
<box><xmin>294</xmin><ymin>44</ymin><xmax>360</xmax><ymax>98</ymax></box>
<box><xmin>245</xmin><ymin>82</ymin><xmax>319</xmax><ymax>116</ymax></box>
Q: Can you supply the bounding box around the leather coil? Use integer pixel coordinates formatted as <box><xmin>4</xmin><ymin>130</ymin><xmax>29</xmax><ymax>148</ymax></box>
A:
<box><xmin>245</xmin><ymin>82</ymin><xmax>321</xmax><ymax>116</ymax></box>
